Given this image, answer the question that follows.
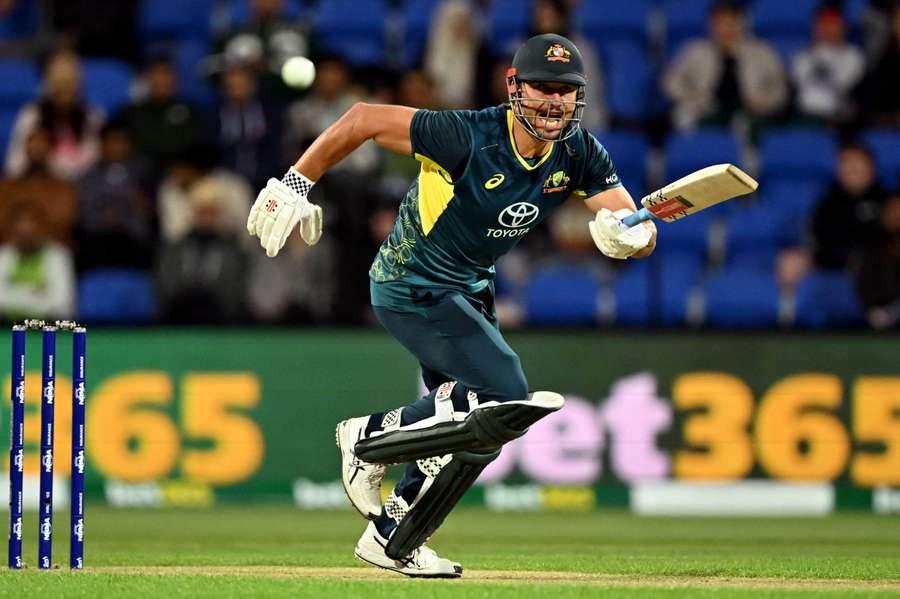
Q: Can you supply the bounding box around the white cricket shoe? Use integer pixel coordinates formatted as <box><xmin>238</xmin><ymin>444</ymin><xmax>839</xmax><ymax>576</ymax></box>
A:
<box><xmin>336</xmin><ymin>417</ymin><xmax>386</xmax><ymax>520</ymax></box>
<box><xmin>354</xmin><ymin>521</ymin><xmax>462</xmax><ymax>578</ymax></box>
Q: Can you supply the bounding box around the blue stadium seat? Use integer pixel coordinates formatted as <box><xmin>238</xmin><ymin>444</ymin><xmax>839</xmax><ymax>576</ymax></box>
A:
<box><xmin>861</xmin><ymin>130</ymin><xmax>900</xmax><ymax>191</ymax></box>
<box><xmin>78</xmin><ymin>269</ymin><xmax>157</xmax><ymax>324</ymax></box>
<box><xmin>703</xmin><ymin>267</ymin><xmax>781</xmax><ymax>328</ymax></box>
<box><xmin>404</xmin><ymin>0</ymin><xmax>442</xmax><ymax>67</ymax></box>
<box><xmin>654</xmin><ymin>209</ymin><xmax>713</xmax><ymax>260</ymax></box>
<box><xmin>173</xmin><ymin>40</ymin><xmax>216</xmax><ymax>108</ymax></box>
<box><xmin>614</xmin><ymin>252</ymin><xmax>704</xmax><ymax>326</ymax></box>
<box><xmin>594</xmin><ymin>129</ymin><xmax>649</xmax><ymax>196</ymax></box>
<box><xmin>754</xmin><ymin>180</ymin><xmax>824</xmax><ymax>245</ymax></box>
<box><xmin>760</xmin><ymin>128</ymin><xmax>837</xmax><ymax>187</ymax></box>
<box><xmin>314</xmin><ymin>0</ymin><xmax>388</xmax><ymax>66</ymax></box>
<box><xmin>139</xmin><ymin>0</ymin><xmax>214</xmax><ymax>43</ymax></box>
<box><xmin>750</xmin><ymin>0</ymin><xmax>819</xmax><ymax>39</ymax></box>
<box><xmin>723</xmin><ymin>202</ymin><xmax>794</xmax><ymax>270</ymax></box>
<box><xmin>0</xmin><ymin>60</ymin><xmax>40</xmax><ymax>110</ymax></box>
<box><xmin>794</xmin><ymin>269</ymin><xmax>866</xmax><ymax>329</ymax></box>
<box><xmin>524</xmin><ymin>265</ymin><xmax>600</xmax><ymax>326</ymax></box>
<box><xmin>82</xmin><ymin>59</ymin><xmax>135</xmax><ymax>115</ymax></box>
<box><xmin>663</xmin><ymin>0</ymin><xmax>716</xmax><ymax>58</ymax></box>
<box><xmin>0</xmin><ymin>0</ymin><xmax>40</xmax><ymax>40</ymax></box>
<box><xmin>603</xmin><ymin>41</ymin><xmax>655</xmax><ymax>121</ymax></box>
<box><xmin>223</xmin><ymin>0</ymin><xmax>303</xmax><ymax>30</ymax></box>
<box><xmin>575</xmin><ymin>0</ymin><xmax>650</xmax><ymax>54</ymax></box>
<box><xmin>488</xmin><ymin>0</ymin><xmax>533</xmax><ymax>57</ymax></box>
<box><xmin>664</xmin><ymin>128</ymin><xmax>740</xmax><ymax>181</ymax></box>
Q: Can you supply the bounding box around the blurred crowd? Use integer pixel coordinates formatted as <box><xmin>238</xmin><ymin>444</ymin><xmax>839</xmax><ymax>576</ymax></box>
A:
<box><xmin>0</xmin><ymin>0</ymin><xmax>897</xmax><ymax>329</ymax></box>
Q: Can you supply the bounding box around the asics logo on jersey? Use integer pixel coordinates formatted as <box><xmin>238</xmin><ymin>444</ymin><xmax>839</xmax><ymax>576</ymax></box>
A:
<box><xmin>498</xmin><ymin>202</ymin><xmax>539</xmax><ymax>228</ymax></box>
<box><xmin>484</xmin><ymin>173</ymin><xmax>505</xmax><ymax>189</ymax></box>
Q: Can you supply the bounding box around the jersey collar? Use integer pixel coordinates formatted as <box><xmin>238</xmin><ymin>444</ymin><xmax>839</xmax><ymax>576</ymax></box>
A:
<box><xmin>506</xmin><ymin>110</ymin><xmax>554</xmax><ymax>171</ymax></box>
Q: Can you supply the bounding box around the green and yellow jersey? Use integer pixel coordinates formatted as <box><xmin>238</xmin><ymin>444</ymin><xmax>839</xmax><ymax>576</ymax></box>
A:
<box><xmin>370</xmin><ymin>105</ymin><xmax>621</xmax><ymax>309</ymax></box>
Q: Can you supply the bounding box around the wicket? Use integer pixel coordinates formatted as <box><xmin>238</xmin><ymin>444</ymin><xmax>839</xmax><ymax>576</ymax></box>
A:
<box><xmin>8</xmin><ymin>319</ymin><xmax>86</xmax><ymax>570</ymax></box>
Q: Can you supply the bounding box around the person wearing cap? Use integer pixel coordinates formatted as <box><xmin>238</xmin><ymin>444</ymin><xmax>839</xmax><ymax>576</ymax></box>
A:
<box><xmin>246</xmin><ymin>33</ymin><xmax>656</xmax><ymax>577</ymax></box>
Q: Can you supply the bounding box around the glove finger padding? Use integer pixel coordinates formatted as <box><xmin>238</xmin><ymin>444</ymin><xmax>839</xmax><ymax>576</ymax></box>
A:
<box><xmin>589</xmin><ymin>208</ymin><xmax>653</xmax><ymax>260</ymax></box>
<box><xmin>300</xmin><ymin>204</ymin><xmax>323</xmax><ymax>245</ymax></box>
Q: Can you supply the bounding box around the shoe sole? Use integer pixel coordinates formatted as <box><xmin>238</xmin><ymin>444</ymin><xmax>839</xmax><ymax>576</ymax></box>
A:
<box><xmin>335</xmin><ymin>421</ymin><xmax>379</xmax><ymax>521</ymax></box>
<box><xmin>354</xmin><ymin>550</ymin><xmax>462</xmax><ymax>578</ymax></box>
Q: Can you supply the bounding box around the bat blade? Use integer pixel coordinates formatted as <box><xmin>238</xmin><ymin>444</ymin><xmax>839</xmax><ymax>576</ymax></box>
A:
<box><xmin>641</xmin><ymin>163</ymin><xmax>758</xmax><ymax>222</ymax></box>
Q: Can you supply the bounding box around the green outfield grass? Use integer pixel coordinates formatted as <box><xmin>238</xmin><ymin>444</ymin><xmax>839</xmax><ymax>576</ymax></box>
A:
<box><xmin>1</xmin><ymin>507</ymin><xmax>898</xmax><ymax>597</ymax></box>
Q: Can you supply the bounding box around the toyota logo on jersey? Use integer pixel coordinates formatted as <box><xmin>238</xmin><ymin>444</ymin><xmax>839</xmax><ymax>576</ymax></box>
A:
<box><xmin>498</xmin><ymin>202</ymin><xmax>540</xmax><ymax>228</ymax></box>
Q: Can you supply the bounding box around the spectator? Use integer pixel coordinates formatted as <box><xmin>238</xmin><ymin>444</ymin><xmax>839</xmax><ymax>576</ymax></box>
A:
<box><xmin>851</xmin><ymin>194</ymin><xmax>900</xmax><ymax>329</ymax></box>
<box><xmin>214</xmin><ymin>61</ymin><xmax>283</xmax><ymax>188</ymax></box>
<box><xmin>215</xmin><ymin>0</ymin><xmax>310</xmax><ymax>106</ymax></box>
<box><xmin>156</xmin><ymin>179</ymin><xmax>248</xmax><ymax>324</ymax></box>
<box><xmin>528</xmin><ymin>0</ymin><xmax>606</xmax><ymax>129</ymax></box>
<box><xmin>792</xmin><ymin>8</ymin><xmax>865</xmax><ymax>126</ymax></box>
<box><xmin>662</xmin><ymin>1</ymin><xmax>787</xmax><ymax>131</ymax></box>
<box><xmin>0</xmin><ymin>126</ymin><xmax>76</xmax><ymax>246</ymax></box>
<box><xmin>856</xmin><ymin>3</ymin><xmax>900</xmax><ymax>127</ymax></box>
<box><xmin>423</xmin><ymin>0</ymin><xmax>482</xmax><ymax>108</ymax></box>
<box><xmin>122</xmin><ymin>56</ymin><xmax>204</xmax><ymax>176</ymax></box>
<box><xmin>5</xmin><ymin>50</ymin><xmax>103</xmax><ymax>180</ymax></box>
<box><xmin>246</xmin><ymin>219</ymin><xmax>336</xmax><ymax>324</ymax></box>
<box><xmin>157</xmin><ymin>147</ymin><xmax>253</xmax><ymax>245</ymax></box>
<box><xmin>810</xmin><ymin>143</ymin><xmax>889</xmax><ymax>269</ymax></box>
<box><xmin>0</xmin><ymin>203</ymin><xmax>75</xmax><ymax>322</ymax></box>
<box><xmin>75</xmin><ymin>122</ymin><xmax>156</xmax><ymax>271</ymax></box>
<box><xmin>284</xmin><ymin>58</ymin><xmax>378</xmax><ymax>175</ymax></box>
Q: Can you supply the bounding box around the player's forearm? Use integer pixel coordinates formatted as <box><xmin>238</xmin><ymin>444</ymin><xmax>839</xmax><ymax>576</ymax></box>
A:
<box><xmin>292</xmin><ymin>103</ymin><xmax>371</xmax><ymax>181</ymax></box>
<box><xmin>292</xmin><ymin>103</ymin><xmax>415</xmax><ymax>181</ymax></box>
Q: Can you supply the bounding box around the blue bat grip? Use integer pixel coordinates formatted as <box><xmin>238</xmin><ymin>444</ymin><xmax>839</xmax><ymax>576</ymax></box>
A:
<box><xmin>621</xmin><ymin>207</ymin><xmax>653</xmax><ymax>227</ymax></box>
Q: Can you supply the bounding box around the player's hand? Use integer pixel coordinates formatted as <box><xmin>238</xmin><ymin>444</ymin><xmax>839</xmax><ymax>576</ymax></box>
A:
<box><xmin>588</xmin><ymin>208</ymin><xmax>654</xmax><ymax>260</ymax></box>
<box><xmin>247</xmin><ymin>177</ymin><xmax>323</xmax><ymax>257</ymax></box>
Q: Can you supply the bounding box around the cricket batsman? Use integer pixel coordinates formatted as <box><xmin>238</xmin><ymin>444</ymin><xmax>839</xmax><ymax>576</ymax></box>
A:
<box><xmin>246</xmin><ymin>33</ymin><xmax>656</xmax><ymax>577</ymax></box>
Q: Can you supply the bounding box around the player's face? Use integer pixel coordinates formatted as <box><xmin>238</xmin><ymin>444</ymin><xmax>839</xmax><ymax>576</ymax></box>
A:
<box><xmin>519</xmin><ymin>81</ymin><xmax>578</xmax><ymax>139</ymax></box>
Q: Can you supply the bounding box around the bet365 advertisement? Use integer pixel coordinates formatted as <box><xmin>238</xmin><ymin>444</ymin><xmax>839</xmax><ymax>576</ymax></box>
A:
<box><xmin>2</xmin><ymin>330</ymin><xmax>898</xmax><ymax>513</ymax></box>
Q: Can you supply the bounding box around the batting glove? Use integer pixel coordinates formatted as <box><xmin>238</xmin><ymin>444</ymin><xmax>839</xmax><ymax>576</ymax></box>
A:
<box><xmin>588</xmin><ymin>208</ymin><xmax>653</xmax><ymax>260</ymax></box>
<box><xmin>246</xmin><ymin>168</ymin><xmax>323</xmax><ymax>257</ymax></box>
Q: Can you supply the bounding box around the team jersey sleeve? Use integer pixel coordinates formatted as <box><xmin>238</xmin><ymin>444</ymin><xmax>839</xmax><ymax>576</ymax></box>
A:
<box><xmin>573</xmin><ymin>131</ymin><xmax>623</xmax><ymax>199</ymax></box>
<box><xmin>409</xmin><ymin>109</ymin><xmax>473</xmax><ymax>181</ymax></box>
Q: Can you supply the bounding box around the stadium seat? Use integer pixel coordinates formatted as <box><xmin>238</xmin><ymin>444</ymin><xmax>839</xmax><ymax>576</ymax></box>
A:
<box><xmin>794</xmin><ymin>270</ymin><xmax>866</xmax><ymax>329</ymax></box>
<box><xmin>653</xmin><ymin>209</ymin><xmax>714</xmax><ymax>260</ymax></box>
<box><xmin>603</xmin><ymin>41</ymin><xmax>655</xmax><ymax>122</ymax></box>
<box><xmin>664</xmin><ymin>128</ymin><xmax>740</xmax><ymax>182</ymax></box>
<box><xmin>172</xmin><ymin>40</ymin><xmax>216</xmax><ymax>108</ymax></box>
<box><xmin>404</xmin><ymin>0</ymin><xmax>442</xmax><ymax>66</ymax></box>
<box><xmin>223</xmin><ymin>0</ymin><xmax>303</xmax><ymax>31</ymax></box>
<box><xmin>314</xmin><ymin>0</ymin><xmax>388</xmax><ymax>66</ymax></box>
<box><xmin>594</xmin><ymin>129</ymin><xmax>649</xmax><ymax>196</ymax></box>
<box><xmin>78</xmin><ymin>269</ymin><xmax>157</xmax><ymax>324</ymax></box>
<box><xmin>663</xmin><ymin>0</ymin><xmax>716</xmax><ymax>58</ymax></box>
<box><xmin>750</xmin><ymin>0</ymin><xmax>819</xmax><ymax>40</ymax></box>
<box><xmin>754</xmin><ymin>180</ymin><xmax>824</xmax><ymax>245</ymax></box>
<box><xmin>575</xmin><ymin>0</ymin><xmax>650</xmax><ymax>53</ymax></box>
<box><xmin>487</xmin><ymin>0</ymin><xmax>533</xmax><ymax>57</ymax></box>
<box><xmin>139</xmin><ymin>0</ymin><xmax>215</xmax><ymax>43</ymax></box>
<box><xmin>82</xmin><ymin>59</ymin><xmax>135</xmax><ymax>115</ymax></box>
<box><xmin>760</xmin><ymin>128</ymin><xmax>837</xmax><ymax>187</ymax></box>
<box><xmin>614</xmin><ymin>252</ymin><xmax>704</xmax><ymax>326</ymax></box>
<box><xmin>0</xmin><ymin>0</ymin><xmax>40</xmax><ymax>40</ymax></box>
<box><xmin>0</xmin><ymin>60</ymin><xmax>40</xmax><ymax>110</ymax></box>
<box><xmin>524</xmin><ymin>265</ymin><xmax>600</xmax><ymax>326</ymax></box>
<box><xmin>861</xmin><ymin>130</ymin><xmax>900</xmax><ymax>191</ymax></box>
<box><xmin>723</xmin><ymin>202</ymin><xmax>794</xmax><ymax>270</ymax></box>
<box><xmin>702</xmin><ymin>267</ymin><xmax>781</xmax><ymax>328</ymax></box>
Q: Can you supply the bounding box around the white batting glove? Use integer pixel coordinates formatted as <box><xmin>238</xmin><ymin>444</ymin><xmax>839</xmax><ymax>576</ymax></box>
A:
<box><xmin>588</xmin><ymin>208</ymin><xmax>653</xmax><ymax>260</ymax></box>
<box><xmin>246</xmin><ymin>169</ymin><xmax>323</xmax><ymax>257</ymax></box>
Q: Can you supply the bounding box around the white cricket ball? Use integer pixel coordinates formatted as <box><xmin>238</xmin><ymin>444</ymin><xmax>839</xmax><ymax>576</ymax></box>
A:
<box><xmin>281</xmin><ymin>56</ymin><xmax>315</xmax><ymax>89</ymax></box>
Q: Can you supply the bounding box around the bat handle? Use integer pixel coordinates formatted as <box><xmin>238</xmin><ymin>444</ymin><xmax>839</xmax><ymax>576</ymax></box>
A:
<box><xmin>621</xmin><ymin>207</ymin><xmax>653</xmax><ymax>228</ymax></box>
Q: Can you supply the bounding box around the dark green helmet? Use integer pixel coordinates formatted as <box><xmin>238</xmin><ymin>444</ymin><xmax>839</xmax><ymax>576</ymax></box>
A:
<box><xmin>507</xmin><ymin>33</ymin><xmax>587</xmax><ymax>142</ymax></box>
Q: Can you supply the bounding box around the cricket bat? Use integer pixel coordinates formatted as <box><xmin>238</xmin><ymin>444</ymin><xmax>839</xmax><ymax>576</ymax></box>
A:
<box><xmin>621</xmin><ymin>164</ymin><xmax>758</xmax><ymax>228</ymax></box>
